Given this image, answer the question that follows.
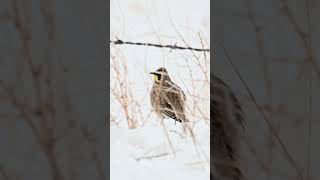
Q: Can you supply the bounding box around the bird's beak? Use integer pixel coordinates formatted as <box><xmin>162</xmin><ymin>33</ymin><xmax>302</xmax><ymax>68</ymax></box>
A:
<box><xmin>149</xmin><ymin>72</ymin><xmax>155</xmax><ymax>75</ymax></box>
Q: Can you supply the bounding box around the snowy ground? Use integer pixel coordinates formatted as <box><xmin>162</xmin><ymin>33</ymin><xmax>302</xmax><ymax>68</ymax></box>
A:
<box><xmin>110</xmin><ymin>122</ymin><xmax>210</xmax><ymax>180</ymax></box>
<box><xmin>110</xmin><ymin>0</ymin><xmax>210</xmax><ymax>179</ymax></box>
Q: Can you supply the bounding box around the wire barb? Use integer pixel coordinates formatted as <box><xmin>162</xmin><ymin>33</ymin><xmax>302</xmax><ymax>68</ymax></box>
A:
<box><xmin>110</xmin><ymin>39</ymin><xmax>210</xmax><ymax>52</ymax></box>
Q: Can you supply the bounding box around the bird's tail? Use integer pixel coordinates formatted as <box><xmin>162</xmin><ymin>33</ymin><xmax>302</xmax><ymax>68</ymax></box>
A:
<box><xmin>174</xmin><ymin>114</ymin><xmax>189</xmax><ymax>123</ymax></box>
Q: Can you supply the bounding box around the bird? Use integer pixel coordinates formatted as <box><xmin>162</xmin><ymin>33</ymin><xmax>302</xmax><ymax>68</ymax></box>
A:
<box><xmin>149</xmin><ymin>67</ymin><xmax>188</xmax><ymax>123</ymax></box>
<box><xmin>211</xmin><ymin>74</ymin><xmax>246</xmax><ymax>180</ymax></box>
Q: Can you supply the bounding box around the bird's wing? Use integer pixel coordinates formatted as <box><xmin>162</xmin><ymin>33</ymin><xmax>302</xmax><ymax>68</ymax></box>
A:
<box><xmin>165</xmin><ymin>80</ymin><xmax>186</xmax><ymax>101</ymax></box>
<box><xmin>160</xmin><ymin>82</ymin><xmax>186</xmax><ymax>121</ymax></box>
<box><xmin>161</xmin><ymin>106</ymin><xmax>183</xmax><ymax>122</ymax></box>
<box><xmin>166</xmin><ymin>86</ymin><xmax>185</xmax><ymax>111</ymax></box>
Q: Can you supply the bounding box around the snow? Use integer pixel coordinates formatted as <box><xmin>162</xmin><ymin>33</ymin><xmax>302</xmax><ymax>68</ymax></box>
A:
<box><xmin>110</xmin><ymin>122</ymin><xmax>210</xmax><ymax>180</ymax></box>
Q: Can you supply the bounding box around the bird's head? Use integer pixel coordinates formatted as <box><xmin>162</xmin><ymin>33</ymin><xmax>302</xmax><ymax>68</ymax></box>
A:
<box><xmin>149</xmin><ymin>67</ymin><xmax>171</xmax><ymax>83</ymax></box>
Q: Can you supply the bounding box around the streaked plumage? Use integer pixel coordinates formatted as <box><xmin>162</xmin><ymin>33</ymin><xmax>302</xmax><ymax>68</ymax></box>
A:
<box><xmin>150</xmin><ymin>67</ymin><xmax>187</xmax><ymax>123</ymax></box>
<box><xmin>211</xmin><ymin>74</ymin><xmax>245</xmax><ymax>180</ymax></box>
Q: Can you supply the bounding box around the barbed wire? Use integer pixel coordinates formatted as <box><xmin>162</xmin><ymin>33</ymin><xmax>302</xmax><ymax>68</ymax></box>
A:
<box><xmin>109</xmin><ymin>39</ymin><xmax>210</xmax><ymax>52</ymax></box>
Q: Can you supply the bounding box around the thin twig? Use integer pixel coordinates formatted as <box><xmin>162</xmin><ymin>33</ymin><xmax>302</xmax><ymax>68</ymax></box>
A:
<box><xmin>161</xmin><ymin>121</ymin><xmax>176</xmax><ymax>157</ymax></box>
<box><xmin>180</xmin><ymin>80</ymin><xmax>209</xmax><ymax>125</ymax></box>
<box><xmin>305</xmin><ymin>0</ymin><xmax>312</xmax><ymax>179</ymax></box>
<box><xmin>279</xmin><ymin>0</ymin><xmax>320</xmax><ymax>79</ymax></box>
<box><xmin>135</xmin><ymin>152</ymin><xmax>173</xmax><ymax>161</ymax></box>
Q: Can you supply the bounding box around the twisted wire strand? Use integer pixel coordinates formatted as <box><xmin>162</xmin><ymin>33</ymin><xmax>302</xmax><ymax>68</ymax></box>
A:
<box><xmin>110</xmin><ymin>39</ymin><xmax>210</xmax><ymax>52</ymax></box>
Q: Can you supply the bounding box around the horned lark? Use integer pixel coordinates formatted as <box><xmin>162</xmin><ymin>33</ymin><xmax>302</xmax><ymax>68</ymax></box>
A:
<box><xmin>211</xmin><ymin>74</ymin><xmax>245</xmax><ymax>180</ymax></box>
<box><xmin>150</xmin><ymin>67</ymin><xmax>188</xmax><ymax>123</ymax></box>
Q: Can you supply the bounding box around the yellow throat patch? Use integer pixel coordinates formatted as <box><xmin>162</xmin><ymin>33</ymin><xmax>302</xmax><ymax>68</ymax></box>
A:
<box><xmin>152</xmin><ymin>74</ymin><xmax>159</xmax><ymax>82</ymax></box>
